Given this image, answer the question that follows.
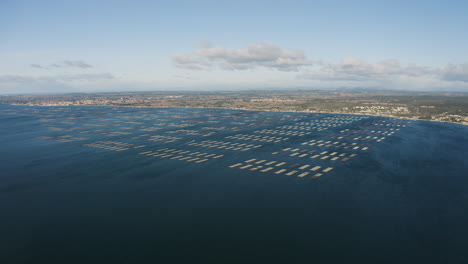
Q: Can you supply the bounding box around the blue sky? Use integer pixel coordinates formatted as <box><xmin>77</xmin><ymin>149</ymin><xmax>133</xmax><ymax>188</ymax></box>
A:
<box><xmin>1</xmin><ymin>0</ymin><xmax>467</xmax><ymax>93</ymax></box>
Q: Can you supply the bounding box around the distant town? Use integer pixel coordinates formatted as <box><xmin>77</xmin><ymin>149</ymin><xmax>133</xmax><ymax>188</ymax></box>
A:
<box><xmin>1</xmin><ymin>90</ymin><xmax>467</xmax><ymax>125</ymax></box>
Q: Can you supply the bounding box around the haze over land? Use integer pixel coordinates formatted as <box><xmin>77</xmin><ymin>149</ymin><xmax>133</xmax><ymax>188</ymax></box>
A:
<box><xmin>1</xmin><ymin>0</ymin><xmax>467</xmax><ymax>94</ymax></box>
<box><xmin>2</xmin><ymin>90</ymin><xmax>468</xmax><ymax>125</ymax></box>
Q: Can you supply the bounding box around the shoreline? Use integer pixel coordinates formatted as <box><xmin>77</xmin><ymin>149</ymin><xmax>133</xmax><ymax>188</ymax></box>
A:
<box><xmin>4</xmin><ymin>103</ymin><xmax>468</xmax><ymax>126</ymax></box>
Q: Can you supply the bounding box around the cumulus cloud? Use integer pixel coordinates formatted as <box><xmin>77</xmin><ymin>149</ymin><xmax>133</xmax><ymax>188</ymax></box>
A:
<box><xmin>173</xmin><ymin>43</ymin><xmax>467</xmax><ymax>84</ymax></box>
<box><xmin>299</xmin><ymin>57</ymin><xmax>468</xmax><ymax>84</ymax></box>
<box><xmin>300</xmin><ymin>58</ymin><xmax>435</xmax><ymax>81</ymax></box>
<box><xmin>173</xmin><ymin>43</ymin><xmax>313</xmax><ymax>71</ymax></box>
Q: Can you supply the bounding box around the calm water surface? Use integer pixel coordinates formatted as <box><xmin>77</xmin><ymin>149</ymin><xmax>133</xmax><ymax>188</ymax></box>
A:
<box><xmin>0</xmin><ymin>104</ymin><xmax>467</xmax><ymax>263</ymax></box>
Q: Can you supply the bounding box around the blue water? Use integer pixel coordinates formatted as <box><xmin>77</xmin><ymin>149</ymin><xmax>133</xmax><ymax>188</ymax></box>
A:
<box><xmin>0</xmin><ymin>104</ymin><xmax>467</xmax><ymax>264</ymax></box>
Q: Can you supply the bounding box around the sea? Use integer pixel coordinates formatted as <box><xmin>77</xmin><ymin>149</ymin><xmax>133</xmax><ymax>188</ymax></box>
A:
<box><xmin>0</xmin><ymin>104</ymin><xmax>467</xmax><ymax>264</ymax></box>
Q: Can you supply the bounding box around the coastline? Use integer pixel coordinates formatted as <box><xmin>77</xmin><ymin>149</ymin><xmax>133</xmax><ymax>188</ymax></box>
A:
<box><xmin>4</xmin><ymin>103</ymin><xmax>468</xmax><ymax>126</ymax></box>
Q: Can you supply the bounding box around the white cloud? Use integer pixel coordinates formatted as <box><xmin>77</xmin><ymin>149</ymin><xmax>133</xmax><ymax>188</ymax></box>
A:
<box><xmin>61</xmin><ymin>60</ymin><xmax>93</xmax><ymax>68</ymax></box>
<box><xmin>173</xmin><ymin>43</ymin><xmax>313</xmax><ymax>71</ymax></box>
<box><xmin>173</xmin><ymin>44</ymin><xmax>468</xmax><ymax>86</ymax></box>
<box><xmin>30</xmin><ymin>64</ymin><xmax>43</xmax><ymax>69</ymax></box>
<box><xmin>0</xmin><ymin>73</ymin><xmax>114</xmax><ymax>84</ymax></box>
<box><xmin>0</xmin><ymin>73</ymin><xmax>116</xmax><ymax>94</ymax></box>
<box><xmin>30</xmin><ymin>60</ymin><xmax>93</xmax><ymax>69</ymax></box>
<box><xmin>439</xmin><ymin>63</ymin><xmax>468</xmax><ymax>82</ymax></box>
<box><xmin>299</xmin><ymin>57</ymin><xmax>468</xmax><ymax>84</ymax></box>
<box><xmin>172</xmin><ymin>54</ymin><xmax>205</xmax><ymax>70</ymax></box>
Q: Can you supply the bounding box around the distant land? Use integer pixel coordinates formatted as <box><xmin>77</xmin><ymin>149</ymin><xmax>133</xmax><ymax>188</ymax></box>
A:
<box><xmin>1</xmin><ymin>90</ymin><xmax>467</xmax><ymax>125</ymax></box>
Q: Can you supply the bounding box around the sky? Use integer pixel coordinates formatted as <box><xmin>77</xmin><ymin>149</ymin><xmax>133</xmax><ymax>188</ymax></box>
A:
<box><xmin>0</xmin><ymin>0</ymin><xmax>467</xmax><ymax>94</ymax></box>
